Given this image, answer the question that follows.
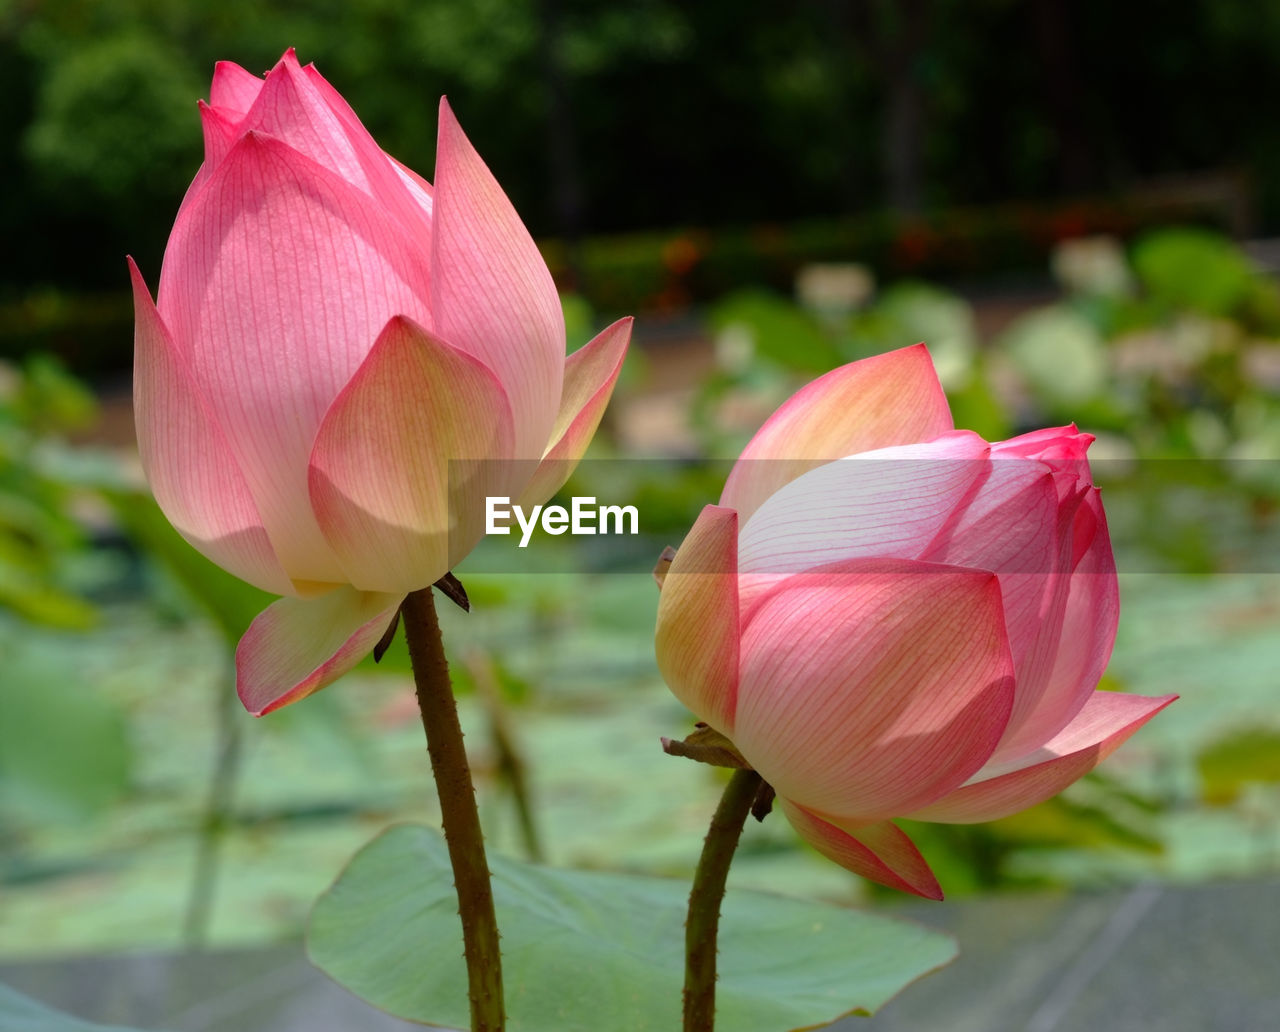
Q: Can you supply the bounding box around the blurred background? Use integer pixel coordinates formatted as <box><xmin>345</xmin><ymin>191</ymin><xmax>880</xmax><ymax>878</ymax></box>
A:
<box><xmin>2</xmin><ymin>1</ymin><xmax>1279</xmax><ymax>1030</ymax></box>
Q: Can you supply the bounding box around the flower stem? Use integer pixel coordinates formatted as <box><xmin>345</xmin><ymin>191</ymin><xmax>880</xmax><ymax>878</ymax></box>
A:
<box><xmin>684</xmin><ymin>767</ymin><xmax>763</xmax><ymax>1032</ymax></box>
<box><xmin>402</xmin><ymin>587</ymin><xmax>504</xmax><ymax>1032</ymax></box>
<box><xmin>183</xmin><ymin>672</ymin><xmax>243</xmax><ymax>949</ymax></box>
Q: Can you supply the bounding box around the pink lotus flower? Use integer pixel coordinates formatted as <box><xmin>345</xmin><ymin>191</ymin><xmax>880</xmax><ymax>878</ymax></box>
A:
<box><xmin>655</xmin><ymin>344</ymin><xmax>1173</xmax><ymax>899</ymax></box>
<box><xmin>131</xmin><ymin>50</ymin><xmax>629</xmax><ymax>715</ymax></box>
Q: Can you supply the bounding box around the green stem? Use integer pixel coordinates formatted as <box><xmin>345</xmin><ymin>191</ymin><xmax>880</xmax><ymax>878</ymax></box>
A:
<box><xmin>684</xmin><ymin>768</ymin><xmax>763</xmax><ymax>1032</ymax></box>
<box><xmin>402</xmin><ymin>587</ymin><xmax>504</xmax><ymax>1032</ymax></box>
<box><xmin>183</xmin><ymin>672</ymin><xmax>243</xmax><ymax>949</ymax></box>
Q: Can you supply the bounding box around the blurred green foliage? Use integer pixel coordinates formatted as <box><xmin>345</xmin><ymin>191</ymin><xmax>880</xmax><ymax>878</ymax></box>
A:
<box><xmin>698</xmin><ymin>228</ymin><xmax>1280</xmax><ymax>509</ymax></box>
<box><xmin>2</xmin><ymin>0</ymin><xmax>1276</xmax><ymax>300</ymax></box>
<box><xmin>1197</xmin><ymin>729</ymin><xmax>1280</xmax><ymax>806</ymax></box>
<box><xmin>0</xmin><ymin>644</ymin><xmax>132</xmax><ymax>826</ymax></box>
<box><xmin>0</xmin><ymin>357</ymin><xmax>135</xmax><ymax>837</ymax></box>
<box><xmin>0</xmin><ymin>355</ymin><xmax>98</xmax><ymax>627</ymax></box>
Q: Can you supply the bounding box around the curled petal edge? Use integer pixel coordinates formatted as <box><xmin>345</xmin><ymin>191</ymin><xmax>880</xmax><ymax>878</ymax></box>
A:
<box><xmin>236</xmin><ymin>587</ymin><xmax>404</xmax><ymax>716</ymax></box>
<box><xmin>907</xmin><ymin>691</ymin><xmax>1177</xmax><ymax>824</ymax></box>
<box><xmin>780</xmin><ymin>799</ymin><xmax>943</xmax><ymax>900</ymax></box>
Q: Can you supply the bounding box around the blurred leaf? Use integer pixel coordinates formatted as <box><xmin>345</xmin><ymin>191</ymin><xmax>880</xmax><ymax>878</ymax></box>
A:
<box><xmin>23</xmin><ymin>31</ymin><xmax>202</xmax><ymax>210</ymax></box>
<box><xmin>709</xmin><ymin>288</ymin><xmax>841</xmax><ymax>373</ymax></box>
<box><xmin>0</xmin><ymin>984</ymin><xmax>169</xmax><ymax>1032</ymax></box>
<box><xmin>1197</xmin><ymin>728</ymin><xmax>1280</xmax><ymax>805</ymax></box>
<box><xmin>0</xmin><ymin>556</ymin><xmax>95</xmax><ymax>628</ymax></box>
<box><xmin>897</xmin><ymin>773</ymin><xmax>1165</xmax><ymax>895</ymax></box>
<box><xmin>0</xmin><ymin>356</ymin><xmax>98</xmax><ymax>627</ymax></box>
<box><xmin>1132</xmin><ymin>228</ymin><xmax>1257</xmax><ymax>318</ymax></box>
<box><xmin>997</xmin><ymin>305</ymin><xmax>1108</xmax><ymax>408</ymax></box>
<box><xmin>945</xmin><ymin>359</ymin><xmax>1012</xmax><ymax>441</ymax></box>
<box><xmin>105</xmin><ymin>490</ymin><xmax>272</xmax><ymax>645</ymax></box>
<box><xmin>561</xmin><ymin>292</ymin><xmax>596</xmax><ymax>354</ymax></box>
<box><xmin>11</xmin><ymin>354</ymin><xmax>97</xmax><ymax>435</ymax></box>
<box><xmin>990</xmin><ymin>793</ymin><xmax>1163</xmax><ymax>856</ymax></box>
<box><xmin>861</xmin><ymin>282</ymin><xmax>977</xmax><ymax>389</ymax></box>
<box><xmin>0</xmin><ymin>641</ymin><xmax>132</xmax><ymax>822</ymax></box>
<box><xmin>309</xmin><ymin>824</ymin><xmax>956</xmax><ymax>1032</ymax></box>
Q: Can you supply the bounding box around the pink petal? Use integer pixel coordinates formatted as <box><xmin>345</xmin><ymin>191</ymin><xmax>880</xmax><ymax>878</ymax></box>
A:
<box><xmin>921</xmin><ymin>460</ymin><xmax>1079</xmax><ymax>759</ymax></box>
<box><xmin>309</xmin><ymin>316</ymin><xmax>516</xmax><ymax>595</ymax></box>
<box><xmin>908</xmin><ymin>690</ymin><xmax>1176</xmax><ymax>823</ymax></box>
<box><xmin>517</xmin><ymin>317</ymin><xmax>632</xmax><ymax>507</ymax></box>
<box><xmin>130</xmin><ymin>259</ymin><xmax>293</xmax><ymax>597</ymax></box>
<box><xmin>991</xmin><ymin>424</ymin><xmax>1093</xmax><ymax>470</ymax></box>
<box><xmin>209</xmin><ymin>60</ymin><xmax>264</xmax><ymax>117</ymax></box>
<box><xmin>990</xmin><ymin>487</ymin><xmax>1120</xmax><ymax>761</ymax></box>
<box><xmin>389</xmin><ymin>156</ymin><xmax>435</xmax><ymax>216</ymax></box>
<box><xmin>720</xmin><ymin>344</ymin><xmax>954</xmax><ymax>521</ymax></box>
<box><xmin>737</xmin><ymin>431</ymin><xmax>990</xmax><ymax>576</ymax></box>
<box><xmin>779</xmin><ymin>800</ymin><xmax>943</xmax><ymax>900</ymax></box>
<box><xmin>236</xmin><ymin>53</ymin><xmax>434</xmax><ymax>254</ymax></box>
<box><xmin>157</xmin><ymin>130</ymin><xmax>434</xmax><ymax>585</ymax></box>
<box><xmin>198</xmin><ymin>100</ymin><xmax>238</xmax><ymax>170</ymax></box>
<box><xmin>734</xmin><ymin>559</ymin><xmax>1015</xmax><ymax>821</ymax></box>
<box><xmin>289</xmin><ymin>71</ymin><xmax>434</xmax><ymax>215</ymax></box>
<box><xmin>174</xmin><ymin>102</ymin><xmax>242</xmax><ymax>221</ymax></box>
<box><xmin>301</xmin><ymin>65</ymin><xmax>434</xmax><ymax>224</ymax></box>
<box><xmin>236</xmin><ymin>587</ymin><xmax>403</xmax><ymax>715</ymax></box>
<box><xmin>654</xmin><ymin>505</ymin><xmax>740</xmax><ymax>733</ymax></box>
<box><xmin>431</xmin><ymin>99</ymin><xmax>563</xmax><ymax>461</ymax></box>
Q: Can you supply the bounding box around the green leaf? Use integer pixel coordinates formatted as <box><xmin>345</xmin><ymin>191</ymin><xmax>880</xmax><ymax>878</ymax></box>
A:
<box><xmin>867</xmin><ymin>282</ymin><xmax>977</xmax><ymax>385</ymax></box>
<box><xmin>308</xmin><ymin>824</ymin><xmax>956</xmax><ymax>1032</ymax></box>
<box><xmin>1197</xmin><ymin>728</ymin><xmax>1280</xmax><ymax>805</ymax></box>
<box><xmin>0</xmin><ymin>982</ymin><xmax>168</xmax><ymax>1032</ymax></box>
<box><xmin>104</xmin><ymin>490</ymin><xmax>273</xmax><ymax>644</ymax></box>
<box><xmin>1132</xmin><ymin>227</ymin><xmax>1257</xmax><ymax>318</ymax></box>
<box><xmin>709</xmin><ymin>289</ymin><xmax>842</xmax><ymax>373</ymax></box>
<box><xmin>0</xmin><ymin>644</ymin><xmax>132</xmax><ymax>822</ymax></box>
<box><xmin>997</xmin><ymin>305</ymin><xmax>1108</xmax><ymax>408</ymax></box>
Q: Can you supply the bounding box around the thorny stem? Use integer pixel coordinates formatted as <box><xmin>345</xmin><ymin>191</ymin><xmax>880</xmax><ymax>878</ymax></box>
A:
<box><xmin>683</xmin><ymin>767</ymin><xmax>764</xmax><ymax>1032</ymax></box>
<box><xmin>402</xmin><ymin>587</ymin><xmax>504</xmax><ymax>1032</ymax></box>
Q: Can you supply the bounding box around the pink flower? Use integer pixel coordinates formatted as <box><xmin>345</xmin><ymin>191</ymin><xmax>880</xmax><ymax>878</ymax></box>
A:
<box><xmin>131</xmin><ymin>50</ymin><xmax>629</xmax><ymax>715</ymax></box>
<box><xmin>655</xmin><ymin>344</ymin><xmax>1172</xmax><ymax>899</ymax></box>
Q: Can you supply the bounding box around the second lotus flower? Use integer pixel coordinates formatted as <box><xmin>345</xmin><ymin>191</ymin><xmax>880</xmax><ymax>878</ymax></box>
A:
<box><xmin>656</xmin><ymin>344</ymin><xmax>1173</xmax><ymax>899</ymax></box>
<box><xmin>131</xmin><ymin>50</ymin><xmax>630</xmax><ymax>714</ymax></box>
